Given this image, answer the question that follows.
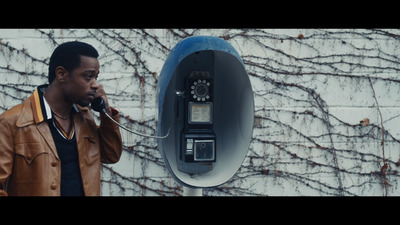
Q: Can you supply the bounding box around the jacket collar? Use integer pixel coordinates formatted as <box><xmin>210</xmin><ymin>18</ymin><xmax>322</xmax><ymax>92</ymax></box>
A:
<box><xmin>17</xmin><ymin>84</ymin><xmax>80</xmax><ymax>127</ymax></box>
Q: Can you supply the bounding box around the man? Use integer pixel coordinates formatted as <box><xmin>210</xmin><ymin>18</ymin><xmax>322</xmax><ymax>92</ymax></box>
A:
<box><xmin>0</xmin><ymin>41</ymin><xmax>122</xmax><ymax>196</ymax></box>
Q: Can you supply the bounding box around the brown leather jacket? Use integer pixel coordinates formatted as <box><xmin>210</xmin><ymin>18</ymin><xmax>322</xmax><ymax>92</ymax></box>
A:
<box><xmin>0</xmin><ymin>93</ymin><xmax>122</xmax><ymax>196</ymax></box>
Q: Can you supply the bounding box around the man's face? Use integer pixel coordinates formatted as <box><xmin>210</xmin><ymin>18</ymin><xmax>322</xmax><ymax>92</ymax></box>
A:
<box><xmin>64</xmin><ymin>55</ymin><xmax>100</xmax><ymax>107</ymax></box>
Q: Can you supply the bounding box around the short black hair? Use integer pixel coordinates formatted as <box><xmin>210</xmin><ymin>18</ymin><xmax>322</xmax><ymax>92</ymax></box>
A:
<box><xmin>48</xmin><ymin>41</ymin><xmax>99</xmax><ymax>84</ymax></box>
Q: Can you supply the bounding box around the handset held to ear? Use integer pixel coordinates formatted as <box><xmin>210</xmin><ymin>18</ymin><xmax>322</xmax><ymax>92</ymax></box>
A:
<box><xmin>91</xmin><ymin>97</ymin><xmax>106</xmax><ymax>113</ymax></box>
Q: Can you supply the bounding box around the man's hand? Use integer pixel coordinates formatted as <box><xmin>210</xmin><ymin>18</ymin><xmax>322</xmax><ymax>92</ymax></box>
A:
<box><xmin>95</xmin><ymin>84</ymin><xmax>113</xmax><ymax>116</ymax></box>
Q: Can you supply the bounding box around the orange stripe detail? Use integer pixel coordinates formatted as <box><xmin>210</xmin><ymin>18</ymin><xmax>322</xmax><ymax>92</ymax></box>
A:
<box><xmin>32</xmin><ymin>90</ymin><xmax>44</xmax><ymax>123</ymax></box>
<box><xmin>54</xmin><ymin>119</ymin><xmax>74</xmax><ymax>140</ymax></box>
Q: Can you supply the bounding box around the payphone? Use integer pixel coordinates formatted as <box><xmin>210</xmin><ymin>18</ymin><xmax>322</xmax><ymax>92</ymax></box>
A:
<box><xmin>175</xmin><ymin>50</ymin><xmax>217</xmax><ymax>174</ymax></box>
<box><xmin>182</xmin><ymin>71</ymin><xmax>215</xmax><ymax>163</ymax></box>
<box><xmin>157</xmin><ymin>36</ymin><xmax>254</xmax><ymax>188</ymax></box>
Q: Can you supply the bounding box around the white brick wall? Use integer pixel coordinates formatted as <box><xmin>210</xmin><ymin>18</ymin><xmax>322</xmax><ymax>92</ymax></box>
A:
<box><xmin>1</xmin><ymin>29</ymin><xmax>400</xmax><ymax>196</ymax></box>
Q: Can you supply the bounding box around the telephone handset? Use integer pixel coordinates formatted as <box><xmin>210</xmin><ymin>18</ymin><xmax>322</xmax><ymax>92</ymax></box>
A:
<box><xmin>91</xmin><ymin>97</ymin><xmax>106</xmax><ymax>113</ymax></box>
<box><xmin>90</xmin><ymin>97</ymin><xmax>171</xmax><ymax>139</ymax></box>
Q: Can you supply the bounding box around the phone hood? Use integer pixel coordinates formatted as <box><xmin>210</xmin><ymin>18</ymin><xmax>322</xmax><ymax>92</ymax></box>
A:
<box><xmin>156</xmin><ymin>36</ymin><xmax>254</xmax><ymax>188</ymax></box>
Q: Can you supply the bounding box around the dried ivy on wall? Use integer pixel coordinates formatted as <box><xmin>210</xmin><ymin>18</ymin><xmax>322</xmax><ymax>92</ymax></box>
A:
<box><xmin>0</xmin><ymin>29</ymin><xmax>399</xmax><ymax>196</ymax></box>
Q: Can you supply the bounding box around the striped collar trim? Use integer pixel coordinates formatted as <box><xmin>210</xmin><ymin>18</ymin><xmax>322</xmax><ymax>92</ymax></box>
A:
<box><xmin>32</xmin><ymin>84</ymin><xmax>79</xmax><ymax>124</ymax></box>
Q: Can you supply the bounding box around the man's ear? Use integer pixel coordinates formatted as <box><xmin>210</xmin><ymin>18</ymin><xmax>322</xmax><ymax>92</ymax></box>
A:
<box><xmin>55</xmin><ymin>66</ymin><xmax>68</xmax><ymax>82</ymax></box>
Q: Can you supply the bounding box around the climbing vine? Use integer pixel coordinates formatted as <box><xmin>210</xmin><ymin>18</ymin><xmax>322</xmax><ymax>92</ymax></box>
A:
<box><xmin>1</xmin><ymin>29</ymin><xmax>399</xmax><ymax>196</ymax></box>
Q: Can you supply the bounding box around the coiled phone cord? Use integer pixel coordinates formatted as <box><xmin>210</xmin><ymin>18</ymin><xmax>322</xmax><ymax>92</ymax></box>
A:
<box><xmin>91</xmin><ymin>97</ymin><xmax>171</xmax><ymax>139</ymax></box>
<box><xmin>103</xmin><ymin>111</ymin><xmax>171</xmax><ymax>139</ymax></box>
